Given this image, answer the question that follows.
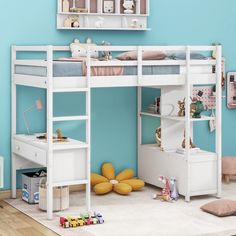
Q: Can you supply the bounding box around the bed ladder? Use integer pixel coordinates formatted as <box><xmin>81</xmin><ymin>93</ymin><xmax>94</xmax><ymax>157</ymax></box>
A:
<box><xmin>46</xmin><ymin>46</ymin><xmax>91</xmax><ymax>220</ymax></box>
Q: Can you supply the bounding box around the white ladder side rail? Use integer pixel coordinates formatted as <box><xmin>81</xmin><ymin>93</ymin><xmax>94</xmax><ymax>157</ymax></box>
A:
<box><xmin>86</xmin><ymin>46</ymin><xmax>91</xmax><ymax>212</ymax></box>
<box><xmin>11</xmin><ymin>46</ymin><xmax>17</xmax><ymax>198</ymax></box>
<box><xmin>46</xmin><ymin>46</ymin><xmax>54</xmax><ymax>220</ymax></box>
<box><xmin>184</xmin><ymin>46</ymin><xmax>191</xmax><ymax>202</ymax></box>
<box><xmin>215</xmin><ymin>45</ymin><xmax>222</xmax><ymax>198</ymax></box>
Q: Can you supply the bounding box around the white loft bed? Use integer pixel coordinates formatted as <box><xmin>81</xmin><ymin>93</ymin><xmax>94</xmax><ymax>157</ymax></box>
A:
<box><xmin>11</xmin><ymin>45</ymin><xmax>222</xmax><ymax>219</ymax></box>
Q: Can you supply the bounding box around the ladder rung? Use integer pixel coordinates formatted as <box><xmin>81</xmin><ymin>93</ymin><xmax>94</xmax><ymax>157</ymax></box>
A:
<box><xmin>53</xmin><ymin>116</ymin><xmax>89</xmax><ymax>122</ymax></box>
<box><xmin>53</xmin><ymin>88</ymin><xmax>89</xmax><ymax>93</ymax></box>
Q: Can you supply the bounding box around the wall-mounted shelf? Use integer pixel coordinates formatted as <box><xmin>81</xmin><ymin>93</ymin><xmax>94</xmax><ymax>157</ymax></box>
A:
<box><xmin>57</xmin><ymin>0</ymin><xmax>150</xmax><ymax>30</ymax></box>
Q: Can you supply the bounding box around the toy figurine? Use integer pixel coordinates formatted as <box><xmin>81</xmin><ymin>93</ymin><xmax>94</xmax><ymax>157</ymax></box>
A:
<box><xmin>182</xmin><ymin>131</ymin><xmax>196</xmax><ymax>149</ymax></box>
<box><xmin>95</xmin><ymin>212</ymin><xmax>104</xmax><ymax>224</ymax></box>
<box><xmin>153</xmin><ymin>175</ymin><xmax>172</xmax><ymax>202</ymax></box>
<box><xmin>170</xmin><ymin>177</ymin><xmax>179</xmax><ymax>201</ymax></box>
<box><xmin>190</xmin><ymin>97</ymin><xmax>205</xmax><ymax>118</ymax></box>
<box><xmin>123</xmin><ymin>0</ymin><xmax>135</xmax><ymax>14</ymax></box>
<box><xmin>178</xmin><ymin>98</ymin><xmax>185</xmax><ymax>117</ymax></box>
<box><xmin>155</xmin><ymin>127</ymin><xmax>161</xmax><ymax>147</ymax></box>
<box><xmin>56</xmin><ymin>129</ymin><xmax>63</xmax><ymax>139</ymax></box>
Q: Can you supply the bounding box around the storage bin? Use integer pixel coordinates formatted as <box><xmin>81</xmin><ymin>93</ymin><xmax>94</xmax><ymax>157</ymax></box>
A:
<box><xmin>22</xmin><ymin>171</ymin><xmax>46</xmax><ymax>204</ymax></box>
<box><xmin>39</xmin><ymin>178</ymin><xmax>69</xmax><ymax>212</ymax></box>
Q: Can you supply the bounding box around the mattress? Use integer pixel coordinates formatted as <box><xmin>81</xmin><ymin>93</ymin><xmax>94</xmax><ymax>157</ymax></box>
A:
<box><xmin>15</xmin><ymin>61</ymin><xmax>180</xmax><ymax>77</ymax></box>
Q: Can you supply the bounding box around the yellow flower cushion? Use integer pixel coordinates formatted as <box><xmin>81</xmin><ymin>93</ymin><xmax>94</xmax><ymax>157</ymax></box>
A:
<box><xmin>91</xmin><ymin>163</ymin><xmax>145</xmax><ymax>195</ymax></box>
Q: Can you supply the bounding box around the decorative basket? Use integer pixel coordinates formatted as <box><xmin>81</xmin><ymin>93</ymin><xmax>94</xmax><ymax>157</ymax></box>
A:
<box><xmin>39</xmin><ymin>178</ymin><xmax>69</xmax><ymax>212</ymax></box>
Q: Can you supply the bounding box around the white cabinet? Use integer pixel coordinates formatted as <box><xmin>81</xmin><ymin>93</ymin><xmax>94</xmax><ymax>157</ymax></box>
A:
<box><xmin>57</xmin><ymin>0</ymin><xmax>150</xmax><ymax>30</ymax></box>
<box><xmin>137</xmin><ymin>47</ymin><xmax>222</xmax><ymax>201</ymax></box>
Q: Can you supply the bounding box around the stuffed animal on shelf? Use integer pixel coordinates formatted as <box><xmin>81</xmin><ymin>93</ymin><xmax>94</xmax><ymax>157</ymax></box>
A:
<box><xmin>70</xmin><ymin>38</ymin><xmax>99</xmax><ymax>59</ymax></box>
<box><xmin>170</xmin><ymin>177</ymin><xmax>179</xmax><ymax>201</ymax></box>
<box><xmin>91</xmin><ymin>163</ymin><xmax>145</xmax><ymax>195</ymax></box>
<box><xmin>123</xmin><ymin>0</ymin><xmax>135</xmax><ymax>14</ymax></box>
<box><xmin>153</xmin><ymin>175</ymin><xmax>172</xmax><ymax>202</ymax></box>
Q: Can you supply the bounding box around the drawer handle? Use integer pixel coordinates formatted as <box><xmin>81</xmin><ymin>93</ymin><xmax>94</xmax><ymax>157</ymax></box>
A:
<box><xmin>16</xmin><ymin>146</ymin><xmax>20</xmax><ymax>151</ymax></box>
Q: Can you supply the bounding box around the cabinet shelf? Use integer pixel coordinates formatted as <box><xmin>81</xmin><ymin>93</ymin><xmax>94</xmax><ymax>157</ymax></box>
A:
<box><xmin>140</xmin><ymin>112</ymin><xmax>215</xmax><ymax>122</ymax></box>
<box><xmin>58</xmin><ymin>12</ymin><xmax>148</xmax><ymax>16</ymax></box>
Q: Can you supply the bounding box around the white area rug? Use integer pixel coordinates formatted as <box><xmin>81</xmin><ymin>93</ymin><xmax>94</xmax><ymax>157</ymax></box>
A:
<box><xmin>5</xmin><ymin>183</ymin><xmax>236</xmax><ymax>236</ymax></box>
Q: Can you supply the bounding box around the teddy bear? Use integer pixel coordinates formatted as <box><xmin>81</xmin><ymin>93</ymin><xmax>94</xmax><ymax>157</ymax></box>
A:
<box><xmin>70</xmin><ymin>38</ymin><xmax>99</xmax><ymax>59</ymax></box>
<box><xmin>123</xmin><ymin>0</ymin><xmax>135</xmax><ymax>14</ymax></box>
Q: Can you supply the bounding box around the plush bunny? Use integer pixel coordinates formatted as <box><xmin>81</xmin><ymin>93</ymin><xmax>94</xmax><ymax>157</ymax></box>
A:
<box><xmin>70</xmin><ymin>38</ymin><xmax>99</xmax><ymax>58</ymax></box>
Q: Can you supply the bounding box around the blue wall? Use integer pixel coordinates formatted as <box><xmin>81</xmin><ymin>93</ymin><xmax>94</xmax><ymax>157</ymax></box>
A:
<box><xmin>1</xmin><ymin>0</ymin><xmax>236</xmax><ymax>190</ymax></box>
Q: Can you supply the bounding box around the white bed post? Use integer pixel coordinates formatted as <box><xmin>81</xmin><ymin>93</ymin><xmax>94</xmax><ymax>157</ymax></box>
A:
<box><xmin>86</xmin><ymin>46</ymin><xmax>91</xmax><ymax>212</ymax></box>
<box><xmin>185</xmin><ymin>46</ymin><xmax>191</xmax><ymax>202</ymax></box>
<box><xmin>216</xmin><ymin>45</ymin><xmax>222</xmax><ymax>198</ymax></box>
<box><xmin>11</xmin><ymin>46</ymin><xmax>17</xmax><ymax>199</ymax></box>
<box><xmin>46</xmin><ymin>45</ymin><xmax>54</xmax><ymax>220</ymax></box>
<box><xmin>137</xmin><ymin>46</ymin><xmax>142</xmax><ymax>176</ymax></box>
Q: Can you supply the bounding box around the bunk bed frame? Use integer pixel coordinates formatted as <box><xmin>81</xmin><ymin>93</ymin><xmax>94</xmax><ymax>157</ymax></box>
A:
<box><xmin>11</xmin><ymin>45</ymin><xmax>222</xmax><ymax>219</ymax></box>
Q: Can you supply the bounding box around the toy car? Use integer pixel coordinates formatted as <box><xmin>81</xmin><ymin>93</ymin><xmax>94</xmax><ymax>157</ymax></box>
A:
<box><xmin>90</xmin><ymin>214</ymin><xmax>99</xmax><ymax>224</ymax></box>
<box><xmin>77</xmin><ymin>217</ymin><xmax>85</xmax><ymax>226</ymax></box>
<box><xmin>84</xmin><ymin>216</ymin><xmax>92</xmax><ymax>225</ymax></box>
<box><xmin>69</xmin><ymin>217</ymin><xmax>78</xmax><ymax>228</ymax></box>
<box><xmin>60</xmin><ymin>217</ymin><xmax>69</xmax><ymax>228</ymax></box>
<box><xmin>95</xmin><ymin>213</ymin><xmax>104</xmax><ymax>224</ymax></box>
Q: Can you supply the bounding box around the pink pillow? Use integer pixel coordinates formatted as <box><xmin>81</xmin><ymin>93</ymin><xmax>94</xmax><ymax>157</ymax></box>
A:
<box><xmin>116</xmin><ymin>51</ymin><xmax>166</xmax><ymax>60</ymax></box>
<box><xmin>201</xmin><ymin>199</ymin><xmax>236</xmax><ymax>217</ymax></box>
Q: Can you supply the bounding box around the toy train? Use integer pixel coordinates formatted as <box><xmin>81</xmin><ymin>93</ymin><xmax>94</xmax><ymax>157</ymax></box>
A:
<box><xmin>60</xmin><ymin>212</ymin><xmax>104</xmax><ymax>228</ymax></box>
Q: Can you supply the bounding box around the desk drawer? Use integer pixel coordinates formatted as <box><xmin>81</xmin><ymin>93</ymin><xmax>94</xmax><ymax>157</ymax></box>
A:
<box><xmin>13</xmin><ymin>140</ymin><xmax>46</xmax><ymax>166</ymax></box>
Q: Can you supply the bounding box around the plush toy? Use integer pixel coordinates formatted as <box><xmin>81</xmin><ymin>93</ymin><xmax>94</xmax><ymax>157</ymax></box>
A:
<box><xmin>170</xmin><ymin>177</ymin><xmax>179</xmax><ymax>201</ymax></box>
<box><xmin>123</xmin><ymin>0</ymin><xmax>135</xmax><ymax>14</ymax></box>
<box><xmin>99</xmin><ymin>41</ymin><xmax>112</xmax><ymax>61</ymax></box>
<box><xmin>153</xmin><ymin>175</ymin><xmax>172</xmax><ymax>202</ymax></box>
<box><xmin>70</xmin><ymin>38</ymin><xmax>98</xmax><ymax>59</ymax></box>
<box><xmin>91</xmin><ymin>163</ymin><xmax>145</xmax><ymax>195</ymax></box>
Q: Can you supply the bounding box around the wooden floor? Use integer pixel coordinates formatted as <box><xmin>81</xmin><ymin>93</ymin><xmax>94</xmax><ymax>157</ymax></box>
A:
<box><xmin>0</xmin><ymin>201</ymin><xmax>59</xmax><ymax>236</ymax></box>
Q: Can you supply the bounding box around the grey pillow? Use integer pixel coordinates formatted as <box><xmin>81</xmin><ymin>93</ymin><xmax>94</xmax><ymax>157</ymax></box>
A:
<box><xmin>169</xmin><ymin>52</ymin><xmax>207</xmax><ymax>60</ymax></box>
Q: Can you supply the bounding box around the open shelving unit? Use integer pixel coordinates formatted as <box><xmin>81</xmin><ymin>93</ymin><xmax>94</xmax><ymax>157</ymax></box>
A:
<box><xmin>57</xmin><ymin>0</ymin><xmax>150</xmax><ymax>30</ymax></box>
<box><xmin>138</xmin><ymin>47</ymin><xmax>222</xmax><ymax>202</ymax></box>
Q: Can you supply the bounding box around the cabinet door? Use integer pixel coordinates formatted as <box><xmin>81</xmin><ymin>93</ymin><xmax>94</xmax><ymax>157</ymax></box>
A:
<box><xmin>190</xmin><ymin>160</ymin><xmax>217</xmax><ymax>192</ymax></box>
